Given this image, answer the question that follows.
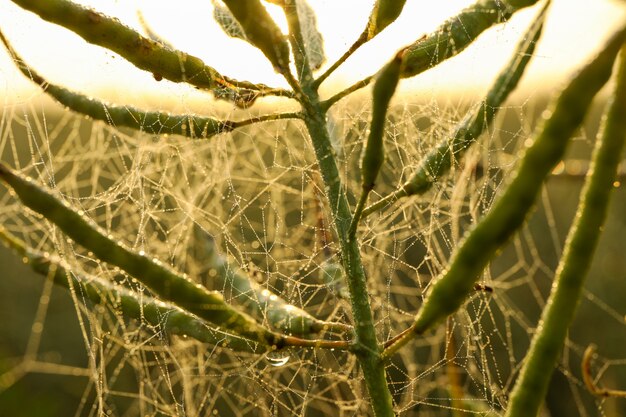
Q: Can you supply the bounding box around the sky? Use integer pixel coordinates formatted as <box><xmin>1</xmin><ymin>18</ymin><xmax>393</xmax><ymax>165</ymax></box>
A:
<box><xmin>0</xmin><ymin>0</ymin><xmax>625</xmax><ymax>109</ymax></box>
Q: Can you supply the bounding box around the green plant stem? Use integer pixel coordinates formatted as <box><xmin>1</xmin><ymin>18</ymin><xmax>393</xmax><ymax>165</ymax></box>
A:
<box><xmin>0</xmin><ymin>228</ymin><xmax>265</xmax><ymax>354</ymax></box>
<box><xmin>362</xmin><ymin>1</ymin><xmax>549</xmax><ymax>218</ymax></box>
<box><xmin>504</xmin><ymin>44</ymin><xmax>626</xmax><ymax>417</ymax></box>
<box><xmin>302</xmin><ymin>97</ymin><xmax>395</xmax><ymax>416</ymax></box>
<box><xmin>8</xmin><ymin>0</ymin><xmax>292</xmax><ymax>100</ymax></box>
<box><xmin>313</xmin><ymin>0</ymin><xmax>408</xmax><ymax>89</ymax></box>
<box><xmin>348</xmin><ymin>190</ymin><xmax>370</xmax><ymax>239</ymax></box>
<box><xmin>321</xmin><ymin>75</ymin><xmax>373</xmax><ymax>110</ymax></box>
<box><xmin>382</xmin><ymin>24</ymin><xmax>626</xmax><ymax>361</ymax></box>
<box><xmin>322</xmin><ymin>0</ymin><xmax>540</xmax><ymax>109</ymax></box>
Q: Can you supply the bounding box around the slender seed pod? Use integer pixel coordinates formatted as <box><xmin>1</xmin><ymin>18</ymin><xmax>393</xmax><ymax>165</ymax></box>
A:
<box><xmin>382</xmin><ymin>24</ymin><xmax>626</xmax><ymax>361</ymax></box>
<box><xmin>193</xmin><ymin>226</ymin><xmax>351</xmax><ymax>335</ymax></box>
<box><xmin>7</xmin><ymin>0</ymin><xmax>289</xmax><ymax>99</ymax></box>
<box><xmin>0</xmin><ymin>164</ymin><xmax>282</xmax><ymax>347</ymax></box>
<box><xmin>0</xmin><ymin>30</ymin><xmax>301</xmax><ymax>137</ymax></box>
<box><xmin>366</xmin><ymin>0</ymin><xmax>408</xmax><ymax>40</ymax></box>
<box><xmin>0</xmin><ymin>228</ymin><xmax>263</xmax><ymax>353</ymax></box>
<box><xmin>504</xmin><ymin>44</ymin><xmax>626</xmax><ymax>417</ymax></box>
<box><xmin>221</xmin><ymin>0</ymin><xmax>291</xmax><ymax>73</ymax></box>
<box><xmin>401</xmin><ymin>0</ymin><xmax>540</xmax><ymax>78</ymax></box>
<box><xmin>361</xmin><ymin>50</ymin><xmax>404</xmax><ymax>190</ymax></box>
<box><xmin>364</xmin><ymin>0</ymin><xmax>549</xmax><ymax>215</ymax></box>
<box><xmin>410</xmin><ymin>26</ymin><xmax>626</xmax><ymax>336</ymax></box>
<box><xmin>8</xmin><ymin>0</ymin><xmax>224</xmax><ymax>89</ymax></box>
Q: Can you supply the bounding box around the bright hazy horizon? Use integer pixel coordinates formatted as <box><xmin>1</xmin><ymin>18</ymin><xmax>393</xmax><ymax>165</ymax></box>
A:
<box><xmin>0</xmin><ymin>0</ymin><xmax>625</xmax><ymax>109</ymax></box>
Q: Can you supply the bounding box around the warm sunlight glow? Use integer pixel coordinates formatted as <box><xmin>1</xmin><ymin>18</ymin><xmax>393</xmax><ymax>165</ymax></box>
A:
<box><xmin>0</xmin><ymin>0</ymin><xmax>625</xmax><ymax>105</ymax></box>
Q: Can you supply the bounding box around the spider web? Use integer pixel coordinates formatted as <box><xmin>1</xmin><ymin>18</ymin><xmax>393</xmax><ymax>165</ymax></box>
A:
<box><xmin>1</xmin><ymin>1</ymin><xmax>626</xmax><ymax>417</ymax></box>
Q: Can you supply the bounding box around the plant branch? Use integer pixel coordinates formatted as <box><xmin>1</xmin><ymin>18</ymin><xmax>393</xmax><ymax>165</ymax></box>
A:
<box><xmin>362</xmin><ymin>2</ymin><xmax>549</xmax><ymax>218</ymax></box>
<box><xmin>504</xmin><ymin>42</ymin><xmax>626</xmax><ymax>417</ymax></box>
<box><xmin>1</xmin><ymin>29</ymin><xmax>302</xmax><ymax>138</ymax></box>
<box><xmin>302</xmin><ymin>96</ymin><xmax>395</xmax><ymax>415</ymax></box>
<box><xmin>313</xmin><ymin>31</ymin><xmax>367</xmax><ymax>89</ymax></box>
<box><xmin>314</xmin><ymin>0</ymin><xmax>408</xmax><ymax>88</ymax></box>
<box><xmin>321</xmin><ymin>75</ymin><xmax>373</xmax><ymax>110</ymax></box>
<box><xmin>382</xmin><ymin>25</ymin><xmax>626</xmax><ymax>361</ymax></box>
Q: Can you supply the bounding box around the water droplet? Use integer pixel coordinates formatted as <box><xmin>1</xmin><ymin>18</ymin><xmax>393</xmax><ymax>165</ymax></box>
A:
<box><xmin>265</xmin><ymin>351</ymin><xmax>290</xmax><ymax>367</ymax></box>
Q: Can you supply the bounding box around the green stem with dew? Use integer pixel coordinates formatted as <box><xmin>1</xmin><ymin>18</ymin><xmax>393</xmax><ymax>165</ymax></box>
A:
<box><xmin>362</xmin><ymin>2</ymin><xmax>549</xmax><ymax>217</ymax></box>
<box><xmin>504</xmin><ymin>44</ymin><xmax>626</xmax><ymax>417</ymax></box>
<box><xmin>382</xmin><ymin>24</ymin><xmax>626</xmax><ymax>360</ymax></box>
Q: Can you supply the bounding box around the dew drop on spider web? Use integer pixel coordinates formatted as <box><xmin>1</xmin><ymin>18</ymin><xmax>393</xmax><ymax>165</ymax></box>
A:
<box><xmin>265</xmin><ymin>351</ymin><xmax>290</xmax><ymax>367</ymax></box>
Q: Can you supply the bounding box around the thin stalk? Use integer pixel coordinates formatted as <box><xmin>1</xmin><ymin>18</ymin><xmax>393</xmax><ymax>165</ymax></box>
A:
<box><xmin>313</xmin><ymin>31</ymin><xmax>367</xmax><ymax>89</ymax></box>
<box><xmin>347</xmin><ymin>191</ymin><xmax>369</xmax><ymax>238</ymax></box>
<box><xmin>362</xmin><ymin>1</ymin><xmax>549</xmax><ymax>218</ymax></box>
<box><xmin>321</xmin><ymin>75</ymin><xmax>373</xmax><ymax>110</ymax></box>
<box><xmin>0</xmin><ymin>228</ymin><xmax>265</xmax><ymax>353</ymax></box>
<box><xmin>302</xmin><ymin>97</ymin><xmax>395</xmax><ymax>415</ymax></box>
<box><xmin>314</xmin><ymin>0</ymin><xmax>408</xmax><ymax>89</ymax></box>
<box><xmin>382</xmin><ymin>25</ymin><xmax>626</xmax><ymax>361</ymax></box>
<box><xmin>581</xmin><ymin>345</ymin><xmax>626</xmax><ymax>399</ymax></box>
<box><xmin>504</xmin><ymin>44</ymin><xmax>626</xmax><ymax>417</ymax></box>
